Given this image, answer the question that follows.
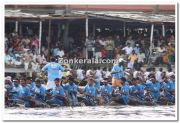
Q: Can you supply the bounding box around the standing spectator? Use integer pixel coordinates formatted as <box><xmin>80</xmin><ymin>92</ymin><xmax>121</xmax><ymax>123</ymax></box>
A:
<box><xmin>94</xmin><ymin>39</ymin><xmax>102</xmax><ymax>59</ymax></box>
<box><xmin>104</xmin><ymin>37</ymin><xmax>114</xmax><ymax>59</ymax></box>
<box><xmin>126</xmin><ymin>36</ymin><xmax>135</xmax><ymax>47</ymax></box>
<box><xmin>128</xmin><ymin>50</ymin><xmax>138</xmax><ymax>69</ymax></box>
<box><xmin>133</xmin><ymin>44</ymin><xmax>140</xmax><ymax>54</ymax></box>
<box><xmin>137</xmin><ymin>50</ymin><xmax>145</xmax><ymax>68</ymax></box>
<box><xmin>122</xmin><ymin>43</ymin><xmax>133</xmax><ymax>55</ymax></box>
<box><xmin>155</xmin><ymin>68</ymin><xmax>163</xmax><ymax>82</ymax></box>
<box><xmin>31</xmin><ymin>60</ymin><xmax>40</xmax><ymax>72</ymax></box>
<box><xmin>31</xmin><ymin>36</ymin><xmax>39</xmax><ymax>54</ymax></box>
<box><xmin>101</xmin><ymin>47</ymin><xmax>107</xmax><ymax>59</ymax></box>
<box><xmin>57</xmin><ymin>48</ymin><xmax>65</xmax><ymax>58</ymax></box>
<box><xmin>85</xmin><ymin>37</ymin><xmax>94</xmax><ymax>59</ymax></box>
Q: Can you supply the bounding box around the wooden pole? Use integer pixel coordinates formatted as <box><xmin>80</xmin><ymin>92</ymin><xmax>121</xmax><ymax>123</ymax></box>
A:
<box><xmin>149</xmin><ymin>23</ymin><xmax>154</xmax><ymax>64</ymax></box>
<box><xmin>123</xmin><ymin>22</ymin><xmax>126</xmax><ymax>38</ymax></box>
<box><xmin>85</xmin><ymin>16</ymin><xmax>89</xmax><ymax>59</ymax></box>
<box><xmin>39</xmin><ymin>20</ymin><xmax>42</xmax><ymax>54</ymax></box>
<box><xmin>19</xmin><ymin>22</ymin><xmax>22</xmax><ymax>35</ymax></box>
<box><xmin>162</xmin><ymin>24</ymin><xmax>165</xmax><ymax>37</ymax></box>
<box><xmin>92</xmin><ymin>24</ymin><xmax>96</xmax><ymax>38</ymax></box>
<box><xmin>15</xmin><ymin>21</ymin><xmax>18</xmax><ymax>32</ymax></box>
<box><xmin>48</xmin><ymin>19</ymin><xmax>51</xmax><ymax>61</ymax></box>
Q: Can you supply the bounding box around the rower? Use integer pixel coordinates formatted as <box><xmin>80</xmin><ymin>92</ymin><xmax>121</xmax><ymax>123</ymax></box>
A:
<box><xmin>46</xmin><ymin>78</ymin><xmax>66</xmax><ymax>106</ymax></box>
<box><xmin>34</xmin><ymin>79</ymin><xmax>46</xmax><ymax>104</ymax></box>
<box><xmin>129</xmin><ymin>78</ymin><xmax>144</xmax><ymax>100</ymax></box>
<box><xmin>145</xmin><ymin>75</ymin><xmax>161</xmax><ymax>102</ymax></box>
<box><xmin>62</xmin><ymin>76</ymin><xmax>78</xmax><ymax>106</ymax></box>
<box><xmin>101</xmin><ymin>77</ymin><xmax>112</xmax><ymax>104</ymax></box>
<box><xmin>84</xmin><ymin>77</ymin><xmax>96</xmax><ymax>106</ymax></box>
<box><xmin>117</xmin><ymin>77</ymin><xmax>129</xmax><ymax>105</ymax></box>
<box><xmin>162</xmin><ymin>76</ymin><xmax>175</xmax><ymax>103</ymax></box>
<box><xmin>18</xmin><ymin>78</ymin><xmax>32</xmax><ymax>107</ymax></box>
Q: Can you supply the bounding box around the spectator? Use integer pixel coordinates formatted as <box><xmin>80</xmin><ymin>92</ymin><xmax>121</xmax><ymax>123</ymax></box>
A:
<box><xmin>104</xmin><ymin>37</ymin><xmax>114</xmax><ymax>59</ymax></box>
<box><xmin>94</xmin><ymin>39</ymin><xmax>102</xmax><ymax>59</ymax></box>
<box><xmin>128</xmin><ymin>50</ymin><xmax>138</xmax><ymax>69</ymax></box>
<box><xmin>122</xmin><ymin>43</ymin><xmax>133</xmax><ymax>55</ymax></box>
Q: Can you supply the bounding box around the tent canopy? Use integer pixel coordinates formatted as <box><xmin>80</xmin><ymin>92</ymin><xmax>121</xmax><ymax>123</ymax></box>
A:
<box><xmin>5</xmin><ymin>9</ymin><xmax>175</xmax><ymax>23</ymax></box>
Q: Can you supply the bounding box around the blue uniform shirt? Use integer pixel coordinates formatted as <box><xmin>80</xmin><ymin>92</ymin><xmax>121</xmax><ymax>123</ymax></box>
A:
<box><xmin>120</xmin><ymin>84</ymin><xmax>129</xmax><ymax>104</ymax></box>
<box><xmin>84</xmin><ymin>84</ymin><xmax>96</xmax><ymax>97</ymax></box>
<box><xmin>111</xmin><ymin>64</ymin><xmax>123</xmax><ymax>79</ymax></box>
<box><xmin>20</xmin><ymin>86</ymin><xmax>30</xmax><ymax>97</ymax></box>
<box><xmin>63</xmin><ymin>83</ymin><xmax>78</xmax><ymax>98</ymax></box>
<box><xmin>34</xmin><ymin>86</ymin><xmax>46</xmax><ymax>100</ymax></box>
<box><xmin>27</xmin><ymin>82</ymin><xmax>36</xmax><ymax>96</ymax></box>
<box><xmin>94</xmin><ymin>79</ymin><xmax>101</xmax><ymax>90</ymax></box>
<box><xmin>137</xmin><ymin>84</ymin><xmax>145</xmax><ymax>98</ymax></box>
<box><xmin>50</xmin><ymin>85</ymin><xmax>65</xmax><ymax>96</ymax></box>
<box><xmin>163</xmin><ymin>81</ymin><xmax>174</xmax><ymax>99</ymax></box>
<box><xmin>147</xmin><ymin>82</ymin><xmax>161</xmax><ymax>101</ymax></box>
<box><xmin>11</xmin><ymin>84</ymin><xmax>22</xmax><ymax>99</ymax></box>
<box><xmin>101</xmin><ymin>84</ymin><xmax>112</xmax><ymax>95</ymax></box>
<box><xmin>42</xmin><ymin>62</ymin><xmax>64</xmax><ymax>81</ymax></box>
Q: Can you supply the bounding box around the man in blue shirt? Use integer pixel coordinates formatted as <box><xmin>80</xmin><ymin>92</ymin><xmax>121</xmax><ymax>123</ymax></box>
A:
<box><xmin>84</xmin><ymin>77</ymin><xmax>96</xmax><ymax>106</ymax></box>
<box><xmin>41</xmin><ymin>57</ymin><xmax>65</xmax><ymax>90</ymax></box>
<box><xmin>34</xmin><ymin>79</ymin><xmax>46</xmax><ymax>101</ymax></box>
<box><xmin>26</xmin><ymin>77</ymin><xmax>36</xmax><ymax>96</ymax></box>
<box><xmin>62</xmin><ymin>76</ymin><xmax>78</xmax><ymax>106</ymax></box>
<box><xmin>9</xmin><ymin>78</ymin><xmax>22</xmax><ymax>100</ymax></box>
<box><xmin>162</xmin><ymin>76</ymin><xmax>175</xmax><ymax>103</ymax></box>
<box><xmin>145</xmin><ymin>76</ymin><xmax>161</xmax><ymax>102</ymax></box>
<box><xmin>101</xmin><ymin>78</ymin><xmax>112</xmax><ymax>104</ymax></box>
<box><xmin>18</xmin><ymin>78</ymin><xmax>32</xmax><ymax>107</ymax></box>
<box><xmin>46</xmin><ymin>78</ymin><xmax>66</xmax><ymax>106</ymax></box>
<box><xmin>129</xmin><ymin>78</ymin><xmax>144</xmax><ymax>100</ymax></box>
<box><xmin>118</xmin><ymin>77</ymin><xmax>129</xmax><ymax>105</ymax></box>
<box><xmin>111</xmin><ymin>58</ymin><xmax>125</xmax><ymax>88</ymax></box>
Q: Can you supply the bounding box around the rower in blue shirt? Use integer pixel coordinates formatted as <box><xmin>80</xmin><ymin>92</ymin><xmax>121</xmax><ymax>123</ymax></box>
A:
<box><xmin>84</xmin><ymin>77</ymin><xmax>96</xmax><ymax>106</ymax></box>
<box><xmin>162</xmin><ymin>76</ymin><xmax>175</xmax><ymax>103</ymax></box>
<box><xmin>94</xmin><ymin>77</ymin><xmax>101</xmax><ymax>103</ymax></box>
<box><xmin>101</xmin><ymin>78</ymin><xmax>112</xmax><ymax>104</ymax></box>
<box><xmin>34</xmin><ymin>79</ymin><xmax>46</xmax><ymax>102</ymax></box>
<box><xmin>136</xmin><ymin>77</ymin><xmax>145</xmax><ymax>99</ymax></box>
<box><xmin>26</xmin><ymin>77</ymin><xmax>36</xmax><ymax>96</ymax></box>
<box><xmin>29</xmin><ymin>79</ymin><xmax>46</xmax><ymax>107</ymax></box>
<box><xmin>18</xmin><ymin>78</ymin><xmax>32</xmax><ymax>107</ymax></box>
<box><xmin>41</xmin><ymin>57</ymin><xmax>65</xmax><ymax>90</ymax></box>
<box><xmin>118</xmin><ymin>77</ymin><xmax>129</xmax><ymax>105</ymax></box>
<box><xmin>145</xmin><ymin>76</ymin><xmax>161</xmax><ymax>102</ymax></box>
<box><xmin>10</xmin><ymin>78</ymin><xmax>22</xmax><ymax>101</ymax></box>
<box><xmin>129</xmin><ymin>78</ymin><xmax>144</xmax><ymax>100</ymax></box>
<box><xmin>46</xmin><ymin>78</ymin><xmax>66</xmax><ymax>106</ymax></box>
<box><xmin>62</xmin><ymin>76</ymin><xmax>78</xmax><ymax>106</ymax></box>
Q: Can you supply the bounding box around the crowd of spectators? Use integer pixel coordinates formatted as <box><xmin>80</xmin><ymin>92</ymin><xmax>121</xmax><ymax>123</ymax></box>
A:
<box><xmin>5</xmin><ymin>29</ymin><xmax>175</xmax><ymax>71</ymax></box>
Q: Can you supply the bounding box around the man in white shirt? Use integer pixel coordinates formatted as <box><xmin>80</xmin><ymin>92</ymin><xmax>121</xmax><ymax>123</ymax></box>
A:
<box><xmin>137</xmin><ymin>50</ymin><xmax>145</xmax><ymax>67</ymax></box>
<box><xmin>76</xmin><ymin>68</ymin><xmax>85</xmax><ymax>81</ymax></box>
<box><xmin>122</xmin><ymin>43</ymin><xmax>133</xmax><ymax>55</ymax></box>
<box><xmin>155</xmin><ymin>68</ymin><xmax>163</xmax><ymax>82</ymax></box>
<box><xmin>57</xmin><ymin>49</ymin><xmax>65</xmax><ymax>58</ymax></box>
<box><xmin>95</xmin><ymin>67</ymin><xmax>103</xmax><ymax>81</ymax></box>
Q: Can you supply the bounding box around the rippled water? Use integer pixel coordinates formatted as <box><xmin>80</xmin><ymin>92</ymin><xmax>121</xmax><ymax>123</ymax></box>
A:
<box><xmin>4</xmin><ymin>106</ymin><xmax>176</xmax><ymax>120</ymax></box>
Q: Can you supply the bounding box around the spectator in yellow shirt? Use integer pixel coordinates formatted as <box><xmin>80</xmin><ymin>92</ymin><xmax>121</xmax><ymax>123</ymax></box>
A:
<box><xmin>128</xmin><ymin>50</ymin><xmax>138</xmax><ymax>69</ymax></box>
